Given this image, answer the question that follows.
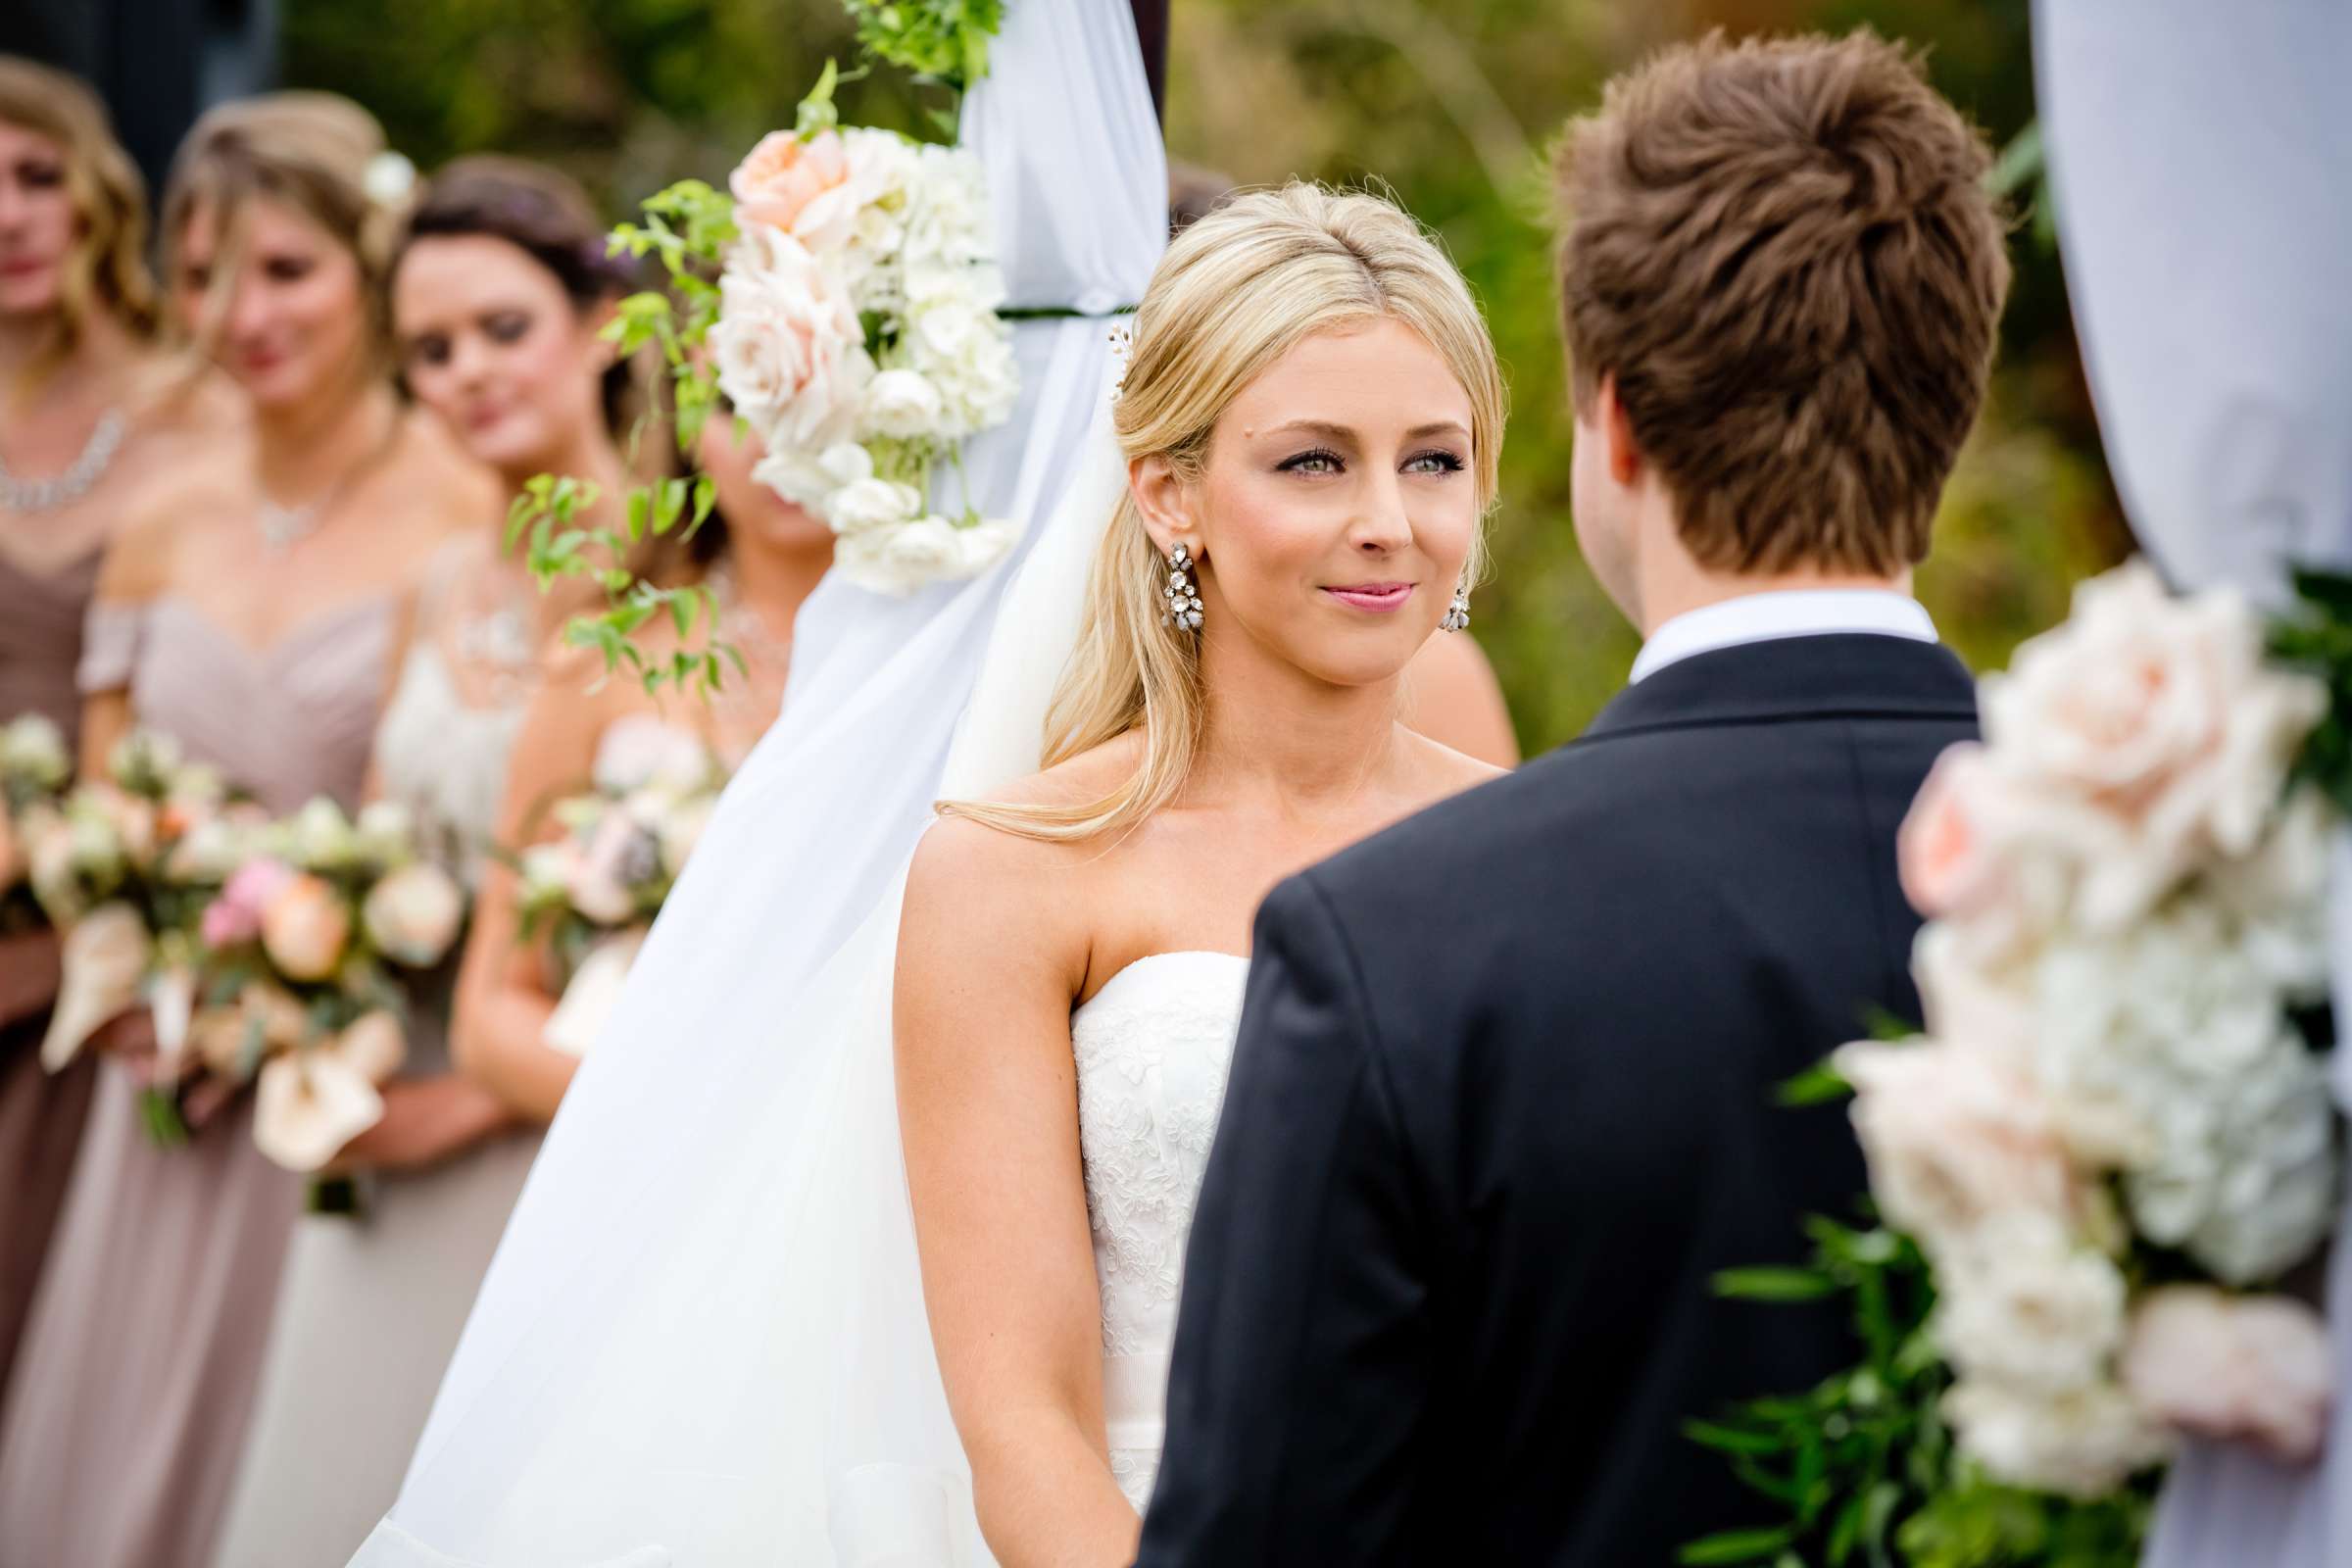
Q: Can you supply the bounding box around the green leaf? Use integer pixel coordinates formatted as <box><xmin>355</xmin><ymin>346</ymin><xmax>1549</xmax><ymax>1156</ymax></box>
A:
<box><xmin>1714</xmin><ymin>1267</ymin><xmax>1838</xmax><ymax>1302</ymax></box>
<box><xmin>1686</xmin><ymin>1418</ymin><xmax>1787</xmax><ymax>1457</ymax></box>
<box><xmin>1678</xmin><ymin>1525</ymin><xmax>1796</xmax><ymax>1565</ymax></box>
<box><xmin>1777</xmin><ymin>1059</ymin><xmax>1851</xmax><ymax>1106</ymax></box>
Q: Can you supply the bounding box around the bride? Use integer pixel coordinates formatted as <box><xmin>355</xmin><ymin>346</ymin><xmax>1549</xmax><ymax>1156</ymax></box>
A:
<box><xmin>897</xmin><ymin>181</ymin><xmax>1505</xmax><ymax>1565</ymax></box>
<box><xmin>352</xmin><ymin>17</ymin><xmax>1503</xmax><ymax>1568</ymax></box>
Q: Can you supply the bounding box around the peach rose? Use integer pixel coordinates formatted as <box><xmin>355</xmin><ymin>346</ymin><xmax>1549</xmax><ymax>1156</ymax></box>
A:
<box><xmin>2122</xmin><ymin>1286</ymin><xmax>2332</xmax><ymax>1463</ymax></box>
<box><xmin>362</xmin><ymin>862</ymin><xmax>466</xmax><ymax>968</ymax></box>
<box><xmin>729</xmin><ymin>129</ymin><xmax>858</xmax><ymax>250</ymax></box>
<box><xmin>260</xmin><ymin>873</ymin><xmax>351</xmax><ymax>982</ymax></box>
<box><xmin>1981</xmin><ymin>563</ymin><xmax>2327</xmax><ymax>928</ymax></box>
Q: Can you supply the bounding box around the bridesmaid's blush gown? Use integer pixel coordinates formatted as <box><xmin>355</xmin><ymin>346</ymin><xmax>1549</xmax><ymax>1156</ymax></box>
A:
<box><xmin>0</xmin><ymin>592</ymin><xmax>393</xmax><ymax>1568</ymax></box>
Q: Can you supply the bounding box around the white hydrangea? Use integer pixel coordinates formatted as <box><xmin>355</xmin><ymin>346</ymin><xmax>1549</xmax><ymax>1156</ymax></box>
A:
<box><xmin>1932</xmin><ymin>1211</ymin><xmax>2130</xmax><ymax>1396</ymax></box>
<box><xmin>1943</xmin><ymin>1377</ymin><xmax>2172</xmax><ymax>1498</ymax></box>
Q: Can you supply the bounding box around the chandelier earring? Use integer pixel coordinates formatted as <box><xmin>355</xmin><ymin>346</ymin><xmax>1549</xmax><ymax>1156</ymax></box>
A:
<box><xmin>1162</xmin><ymin>542</ymin><xmax>1204</xmax><ymax>632</ymax></box>
<box><xmin>1441</xmin><ymin>579</ymin><xmax>1472</xmax><ymax>633</ymax></box>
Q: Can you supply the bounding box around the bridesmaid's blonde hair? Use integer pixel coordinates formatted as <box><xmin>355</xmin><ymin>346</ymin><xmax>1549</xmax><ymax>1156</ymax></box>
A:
<box><xmin>0</xmin><ymin>56</ymin><xmax>160</xmax><ymax>388</ymax></box>
<box><xmin>162</xmin><ymin>93</ymin><xmax>406</xmax><ymax>361</ymax></box>
<box><xmin>943</xmin><ymin>182</ymin><xmax>1505</xmax><ymax>843</ymax></box>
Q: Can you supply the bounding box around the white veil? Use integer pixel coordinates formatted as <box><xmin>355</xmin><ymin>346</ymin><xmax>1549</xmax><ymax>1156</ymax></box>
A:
<box><xmin>352</xmin><ymin>6</ymin><xmax>1164</xmax><ymax>1561</ymax></box>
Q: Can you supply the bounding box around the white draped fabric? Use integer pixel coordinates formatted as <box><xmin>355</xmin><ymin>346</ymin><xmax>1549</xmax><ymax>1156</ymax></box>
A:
<box><xmin>2036</xmin><ymin>4</ymin><xmax>2352</xmax><ymax>1561</ymax></box>
<box><xmin>349</xmin><ymin>4</ymin><xmax>1164</xmax><ymax>1560</ymax></box>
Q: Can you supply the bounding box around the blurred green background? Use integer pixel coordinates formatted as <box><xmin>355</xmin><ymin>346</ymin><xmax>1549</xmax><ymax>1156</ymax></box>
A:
<box><xmin>284</xmin><ymin>0</ymin><xmax>2131</xmax><ymax>755</ymax></box>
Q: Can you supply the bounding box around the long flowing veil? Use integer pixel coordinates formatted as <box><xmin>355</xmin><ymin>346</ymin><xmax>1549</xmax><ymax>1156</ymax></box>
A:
<box><xmin>352</xmin><ymin>6</ymin><xmax>1164</xmax><ymax>1561</ymax></box>
<box><xmin>2036</xmin><ymin>3</ymin><xmax>2352</xmax><ymax>1561</ymax></box>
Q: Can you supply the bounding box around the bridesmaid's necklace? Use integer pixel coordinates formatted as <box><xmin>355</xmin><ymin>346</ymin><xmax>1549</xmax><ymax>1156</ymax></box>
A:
<box><xmin>257</xmin><ymin>405</ymin><xmax>400</xmax><ymax>556</ymax></box>
<box><xmin>0</xmin><ymin>409</ymin><xmax>124</xmax><ymax>514</ymax></box>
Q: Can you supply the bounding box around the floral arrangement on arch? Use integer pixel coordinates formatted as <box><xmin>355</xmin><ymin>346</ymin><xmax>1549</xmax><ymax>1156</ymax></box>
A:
<box><xmin>509</xmin><ymin>3</ymin><xmax>1023</xmax><ymax>693</ymax></box>
<box><xmin>1690</xmin><ymin>562</ymin><xmax>2347</xmax><ymax>1566</ymax></box>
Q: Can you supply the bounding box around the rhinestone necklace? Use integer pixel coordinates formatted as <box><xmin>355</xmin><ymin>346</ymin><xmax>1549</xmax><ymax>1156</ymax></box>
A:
<box><xmin>257</xmin><ymin>410</ymin><xmax>401</xmax><ymax>556</ymax></box>
<box><xmin>0</xmin><ymin>410</ymin><xmax>125</xmax><ymax>513</ymax></box>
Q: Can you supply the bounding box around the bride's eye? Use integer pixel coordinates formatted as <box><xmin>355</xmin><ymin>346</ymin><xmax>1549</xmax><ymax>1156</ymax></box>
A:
<box><xmin>1404</xmin><ymin>449</ymin><xmax>1467</xmax><ymax>476</ymax></box>
<box><xmin>1277</xmin><ymin>448</ymin><xmax>1344</xmax><ymax>476</ymax></box>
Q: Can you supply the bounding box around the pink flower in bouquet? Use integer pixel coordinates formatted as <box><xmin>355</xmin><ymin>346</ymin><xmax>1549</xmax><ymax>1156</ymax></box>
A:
<box><xmin>205</xmin><ymin>857</ymin><xmax>297</xmax><ymax>949</ymax></box>
<box><xmin>2123</xmin><ymin>1286</ymin><xmax>2333</xmax><ymax>1463</ymax></box>
<box><xmin>1898</xmin><ymin>743</ymin><xmax>2115</xmax><ymax>956</ymax></box>
<box><xmin>260</xmin><ymin>872</ymin><xmax>351</xmax><ymax>982</ymax></box>
<box><xmin>1981</xmin><ymin>563</ymin><xmax>2327</xmax><ymax>927</ymax></box>
<box><xmin>730</xmin><ymin>128</ymin><xmax>857</xmax><ymax>250</ymax></box>
<box><xmin>362</xmin><ymin>862</ymin><xmax>465</xmax><ymax>968</ymax></box>
<box><xmin>332</xmin><ymin>1009</ymin><xmax>408</xmax><ymax>1085</ymax></box>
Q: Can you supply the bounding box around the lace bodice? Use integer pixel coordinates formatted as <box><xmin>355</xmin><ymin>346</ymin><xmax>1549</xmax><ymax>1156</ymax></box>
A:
<box><xmin>1069</xmin><ymin>950</ymin><xmax>1250</xmax><ymax>1510</ymax></box>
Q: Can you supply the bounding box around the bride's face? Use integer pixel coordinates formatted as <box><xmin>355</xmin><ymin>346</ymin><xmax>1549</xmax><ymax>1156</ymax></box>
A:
<box><xmin>1153</xmin><ymin>316</ymin><xmax>1479</xmax><ymax>689</ymax></box>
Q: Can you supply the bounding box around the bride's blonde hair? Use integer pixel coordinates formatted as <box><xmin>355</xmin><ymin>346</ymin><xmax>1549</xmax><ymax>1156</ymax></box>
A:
<box><xmin>943</xmin><ymin>182</ymin><xmax>1505</xmax><ymax>843</ymax></box>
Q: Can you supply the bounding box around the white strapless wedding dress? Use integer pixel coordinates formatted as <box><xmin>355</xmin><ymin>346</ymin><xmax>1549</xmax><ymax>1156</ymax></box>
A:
<box><xmin>1071</xmin><ymin>952</ymin><xmax>1250</xmax><ymax>1510</ymax></box>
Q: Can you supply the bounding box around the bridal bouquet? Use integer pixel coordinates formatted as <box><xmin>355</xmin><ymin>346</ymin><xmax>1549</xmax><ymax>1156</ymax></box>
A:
<box><xmin>1695</xmin><ymin>562</ymin><xmax>2345</xmax><ymax>1565</ymax></box>
<box><xmin>187</xmin><ymin>798</ymin><xmax>465</xmax><ymax>1170</ymax></box>
<box><xmin>24</xmin><ymin>730</ymin><xmax>257</xmax><ymax>1077</ymax></box>
<box><xmin>515</xmin><ymin>718</ymin><xmax>721</xmax><ymax>1058</ymax></box>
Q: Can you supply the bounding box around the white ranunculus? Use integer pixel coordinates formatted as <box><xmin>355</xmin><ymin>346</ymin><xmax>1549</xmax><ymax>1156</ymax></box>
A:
<box><xmin>1942</xmin><ymin>1377</ymin><xmax>2171</xmax><ymax>1498</ymax></box>
<box><xmin>863</xmin><ymin>368</ymin><xmax>946</xmax><ymax>439</ymax></box>
<box><xmin>1981</xmin><ymin>562</ymin><xmax>2327</xmax><ymax>929</ymax></box>
<box><xmin>1</xmin><ymin>713</ymin><xmax>71</xmax><ymax>790</ymax></box>
<box><xmin>1933</xmin><ymin>1210</ymin><xmax>2130</xmax><ymax>1395</ymax></box>
<box><xmin>711</xmin><ymin>227</ymin><xmax>870</xmax><ymax>453</ymax></box>
<box><xmin>828</xmin><ymin>514</ymin><xmax>1005</xmax><ymax>597</ymax></box>
<box><xmin>1835</xmin><ymin>1037</ymin><xmax>2081</xmax><ymax>1252</ymax></box>
<box><xmin>826</xmin><ymin>477</ymin><xmax>926</xmax><ymax>537</ymax></box>
<box><xmin>2122</xmin><ymin>1286</ymin><xmax>2334</xmax><ymax>1462</ymax></box>
<box><xmin>354</xmin><ymin>799</ymin><xmax>416</xmax><ymax>863</ymax></box>
<box><xmin>286</xmin><ymin>797</ymin><xmax>359</xmax><ymax>870</ymax></box>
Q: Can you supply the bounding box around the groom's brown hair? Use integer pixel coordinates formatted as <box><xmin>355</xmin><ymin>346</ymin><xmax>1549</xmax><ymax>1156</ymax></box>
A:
<box><xmin>1555</xmin><ymin>30</ymin><xmax>2010</xmax><ymax>575</ymax></box>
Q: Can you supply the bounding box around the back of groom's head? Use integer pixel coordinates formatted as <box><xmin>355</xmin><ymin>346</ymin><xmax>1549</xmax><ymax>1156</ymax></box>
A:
<box><xmin>1555</xmin><ymin>30</ymin><xmax>2010</xmax><ymax>578</ymax></box>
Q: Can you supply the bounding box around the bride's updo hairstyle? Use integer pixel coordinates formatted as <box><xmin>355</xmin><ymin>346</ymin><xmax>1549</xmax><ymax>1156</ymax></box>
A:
<box><xmin>946</xmin><ymin>182</ymin><xmax>1504</xmax><ymax>843</ymax></box>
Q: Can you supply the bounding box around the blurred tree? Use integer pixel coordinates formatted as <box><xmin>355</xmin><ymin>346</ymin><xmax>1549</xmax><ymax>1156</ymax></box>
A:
<box><xmin>283</xmin><ymin>0</ymin><xmax>2130</xmax><ymax>753</ymax></box>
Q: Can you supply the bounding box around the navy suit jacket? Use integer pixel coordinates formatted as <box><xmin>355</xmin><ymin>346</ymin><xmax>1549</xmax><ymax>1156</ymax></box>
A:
<box><xmin>1133</xmin><ymin>633</ymin><xmax>1980</xmax><ymax>1567</ymax></box>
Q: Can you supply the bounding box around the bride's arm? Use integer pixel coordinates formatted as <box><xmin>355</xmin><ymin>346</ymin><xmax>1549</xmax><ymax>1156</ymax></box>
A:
<box><xmin>896</xmin><ymin>818</ymin><xmax>1141</xmax><ymax>1568</ymax></box>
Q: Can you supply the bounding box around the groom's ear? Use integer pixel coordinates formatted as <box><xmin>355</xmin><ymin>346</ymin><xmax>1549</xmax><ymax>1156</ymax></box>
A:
<box><xmin>1129</xmin><ymin>453</ymin><xmax>1197</xmax><ymax>558</ymax></box>
<box><xmin>1596</xmin><ymin>373</ymin><xmax>1644</xmax><ymax>488</ymax></box>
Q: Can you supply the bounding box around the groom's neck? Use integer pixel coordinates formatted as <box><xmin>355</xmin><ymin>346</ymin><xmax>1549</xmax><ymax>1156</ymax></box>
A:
<box><xmin>1631</xmin><ymin>518</ymin><xmax>1911</xmax><ymax>638</ymax></box>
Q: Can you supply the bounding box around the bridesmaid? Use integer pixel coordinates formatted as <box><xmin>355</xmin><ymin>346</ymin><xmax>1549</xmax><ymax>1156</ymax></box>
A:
<box><xmin>0</xmin><ymin>94</ymin><xmax>488</xmax><ymax>1568</ymax></box>
<box><xmin>213</xmin><ymin>156</ymin><xmax>639</xmax><ymax>1567</ymax></box>
<box><xmin>0</xmin><ymin>55</ymin><xmax>238</xmax><ymax>1430</ymax></box>
<box><xmin>452</xmin><ymin>409</ymin><xmax>835</xmax><ymax>1129</ymax></box>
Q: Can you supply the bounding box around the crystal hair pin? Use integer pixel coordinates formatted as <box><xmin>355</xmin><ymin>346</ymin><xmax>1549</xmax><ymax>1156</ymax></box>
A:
<box><xmin>1107</xmin><ymin>321</ymin><xmax>1135</xmax><ymax>403</ymax></box>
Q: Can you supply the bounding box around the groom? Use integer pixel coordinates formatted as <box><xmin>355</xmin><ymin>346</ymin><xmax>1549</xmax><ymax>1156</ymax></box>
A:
<box><xmin>1134</xmin><ymin>31</ymin><xmax>2008</xmax><ymax>1567</ymax></box>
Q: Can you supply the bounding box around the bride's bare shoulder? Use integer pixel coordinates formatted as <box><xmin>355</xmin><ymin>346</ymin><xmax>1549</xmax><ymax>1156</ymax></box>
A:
<box><xmin>902</xmin><ymin>731</ymin><xmax>1144</xmax><ymax>965</ymax></box>
<box><xmin>1398</xmin><ymin>724</ymin><xmax>1507</xmax><ymax>808</ymax></box>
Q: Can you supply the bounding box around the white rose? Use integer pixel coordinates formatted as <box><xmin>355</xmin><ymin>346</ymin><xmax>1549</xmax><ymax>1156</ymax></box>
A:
<box><xmin>711</xmin><ymin>227</ymin><xmax>871</xmax><ymax>453</ymax></box>
<box><xmin>1834</xmin><ymin>1037</ymin><xmax>2082</xmax><ymax>1250</ymax></box>
<box><xmin>863</xmin><ymin>368</ymin><xmax>946</xmax><ymax>439</ymax></box>
<box><xmin>825</xmin><ymin>477</ymin><xmax>926</xmax><ymax>537</ymax></box>
<box><xmin>752</xmin><ymin>437</ymin><xmax>872</xmax><ymax>510</ymax></box>
<box><xmin>362</xmin><ymin>861</ymin><xmax>466</xmax><ymax>968</ymax></box>
<box><xmin>1982</xmin><ymin>562</ymin><xmax>2327</xmax><ymax>929</ymax></box>
<box><xmin>1933</xmin><ymin>1210</ymin><xmax>2130</xmax><ymax>1395</ymax></box>
<box><xmin>832</xmin><ymin>515</ymin><xmax>1010</xmax><ymax>597</ymax></box>
<box><xmin>2122</xmin><ymin>1286</ymin><xmax>2333</xmax><ymax>1462</ymax></box>
<box><xmin>1942</xmin><ymin>1377</ymin><xmax>2171</xmax><ymax>1497</ymax></box>
<box><xmin>591</xmin><ymin>717</ymin><xmax>710</xmax><ymax>798</ymax></box>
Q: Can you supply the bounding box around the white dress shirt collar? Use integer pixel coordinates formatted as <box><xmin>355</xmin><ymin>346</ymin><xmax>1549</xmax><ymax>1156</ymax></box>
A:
<box><xmin>1629</xmin><ymin>589</ymin><xmax>1938</xmax><ymax>684</ymax></box>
